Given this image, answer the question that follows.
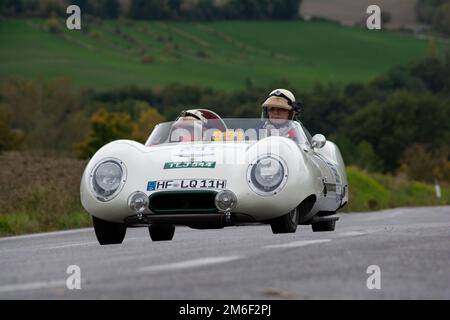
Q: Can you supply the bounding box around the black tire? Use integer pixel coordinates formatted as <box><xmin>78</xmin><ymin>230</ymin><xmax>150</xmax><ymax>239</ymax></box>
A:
<box><xmin>311</xmin><ymin>220</ymin><xmax>336</xmax><ymax>232</ymax></box>
<box><xmin>149</xmin><ymin>224</ymin><xmax>175</xmax><ymax>241</ymax></box>
<box><xmin>92</xmin><ymin>216</ymin><xmax>127</xmax><ymax>245</ymax></box>
<box><xmin>270</xmin><ymin>208</ymin><xmax>299</xmax><ymax>234</ymax></box>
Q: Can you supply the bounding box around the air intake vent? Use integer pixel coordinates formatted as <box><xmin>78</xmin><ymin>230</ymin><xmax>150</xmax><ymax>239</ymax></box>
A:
<box><xmin>149</xmin><ymin>191</ymin><xmax>218</xmax><ymax>214</ymax></box>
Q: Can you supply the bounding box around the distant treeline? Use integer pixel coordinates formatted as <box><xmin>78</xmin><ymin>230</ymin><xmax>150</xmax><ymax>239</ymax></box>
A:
<box><xmin>0</xmin><ymin>0</ymin><xmax>302</xmax><ymax>20</ymax></box>
<box><xmin>1</xmin><ymin>54</ymin><xmax>449</xmax><ymax>183</ymax></box>
<box><xmin>417</xmin><ymin>0</ymin><xmax>450</xmax><ymax>36</ymax></box>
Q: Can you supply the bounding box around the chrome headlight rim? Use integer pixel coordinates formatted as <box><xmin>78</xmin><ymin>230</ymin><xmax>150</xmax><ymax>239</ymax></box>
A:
<box><xmin>246</xmin><ymin>154</ymin><xmax>288</xmax><ymax>196</ymax></box>
<box><xmin>215</xmin><ymin>190</ymin><xmax>238</xmax><ymax>212</ymax></box>
<box><xmin>89</xmin><ymin>157</ymin><xmax>127</xmax><ymax>202</ymax></box>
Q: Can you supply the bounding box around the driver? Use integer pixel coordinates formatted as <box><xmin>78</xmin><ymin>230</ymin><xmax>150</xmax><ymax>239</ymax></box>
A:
<box><xmin>170</xmin><ymin>109</ymin><xmax>208</xmax><ymax>142</ymax></box>
<box><xmin>261</xmin><ymin>88</ymin><xmax>301</xmax><ymax>141</ymax></box>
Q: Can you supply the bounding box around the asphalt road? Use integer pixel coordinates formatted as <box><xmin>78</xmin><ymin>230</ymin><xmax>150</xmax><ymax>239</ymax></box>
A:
<box><xmin>0</xmin><ymin>206</ymin><xmax>449</xmax><ymax>299</ymax></box>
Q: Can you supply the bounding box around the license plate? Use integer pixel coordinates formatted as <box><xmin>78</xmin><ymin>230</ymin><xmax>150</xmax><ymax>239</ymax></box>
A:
<box><xmin>147</xmin><ymin>179</ymin><xmax>226</xmax><ymax>191</ymax></box>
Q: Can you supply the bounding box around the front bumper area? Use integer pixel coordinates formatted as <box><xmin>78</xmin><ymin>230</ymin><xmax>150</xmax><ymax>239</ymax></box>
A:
<box><xmin>124</xmin><ymin>212</ymin><xmax>256</xmax><ymax>228</ymax></box>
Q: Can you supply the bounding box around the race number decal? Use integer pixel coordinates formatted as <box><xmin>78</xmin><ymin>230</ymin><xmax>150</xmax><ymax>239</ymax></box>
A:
<box><xmin>164</xmin><ymin>161</ymin><xmax>216</xmax><ymax>169</ymax></box>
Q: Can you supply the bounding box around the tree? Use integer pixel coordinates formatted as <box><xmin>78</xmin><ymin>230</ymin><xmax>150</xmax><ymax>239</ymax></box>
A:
<box><xmin>0</xmin><ymin>78</ymin><xmax>88</xmax><ymax>152</ymax></box>
<box><xmin>433</xmin><ymin>2</ymin><xmax>450</xmax><ymax>36</ymax></box>
<box><xmin>301</xmin><ymin>82</ymin><xmax>353</xmax><ymax>136</ymax></box>
<box><xmin>355</xmin><ymin>141</ymin><xmax>384</xmax><ymax>173</ymax></box>
<box><xmin>410</xmin><ymin>57</ymin><xmax>447</xmax><ymax>93</ymax></box>
<box><xmin>92</xmin><ymin>85</ymin><xmax>156</xmax><ymax>105</ymax></box>
<box><xmin>125</xmin><ymin>0</ymin><xmax>301</xmax><ymax>20</ymax></box>
<box><xmin>0</xmin><ymin>107</ymin><xmax>25</xmax><ymax>152</ymax></box>
<box><xmin>74</xmin><ymin>109</ymin><xmax>137</xmax><ymax>159</ymax></box>
<box><xmin>270</xmin><ymin>0</ymin><xmax>301</xmax><ymax>20</ymax></box>
<box><xmin>0</xmin><ymin>0</ymin><xmax>24</xmax><ymax>16</ymax></box>
<box><xmin>102</xmin><ymin>99</ymin><xmax>152</xmax><ymax>121</ymax></box>
<box><xmin>158</xmin><ymin>83</ymin><xmax>212</xmax><ymax>109</ymax></box>
<box><xmin>225</xmin><ymin>0</ymin><xmax>263</xmax><ymax>19</ymax></box>
<box><xmin>342</xmin><ymin>91</ymin><xmax>450</xmax><ymax>172</ymax></box>
<box><xmin>399</xmin><ymin>144</ymin><xmax>450</xmax><ymax>183</ymax></box>
<box><xmin>39</xmin><ymin>0</ymin><xmax>64</xmax><ymax>17</ymax></box>
<box><xmin>128</xmin><ymin>0</ymin><xmax>172</xmax><ymax>20</ymax></box>
<box><xmin>135</xmin><ymin>108</ymin><xmax>166</xmax><ymax>142</ymax></box>
<box><xmin>94</xmin><ymin>0</ymin><xmax>120</xmax><ymax>19</ymax></box>
<box><xmin>68</xmin><ymin>0</ymin><xmax>91</xmax><ymax>13</ymax></box>
<box><xmin>416</xmin><ymin>0</ymin><xmax>450</xmax><ymax>36</ymax></box>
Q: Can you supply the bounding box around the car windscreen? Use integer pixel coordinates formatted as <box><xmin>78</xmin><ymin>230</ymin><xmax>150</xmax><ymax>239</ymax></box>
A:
<box><xmin>145</xmin><ymin>118</ymin><xmax>309</xmax><ymax>146</ymax></box>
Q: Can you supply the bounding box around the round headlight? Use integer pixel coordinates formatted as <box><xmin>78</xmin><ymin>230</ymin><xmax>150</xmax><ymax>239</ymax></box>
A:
<box><xmin>247</xmin><ymin>155</ymin><xmax>288</xmax><ymax>195</ymax></box>
<box><xmin>90</xmin><ymin>159</ymin><xmax>126</xmax><ymax>201</ymax></box>
<box><xmin>253</xmin><ymin>158</ymin><xmax>283</xmax><ymax>189</ymax></box>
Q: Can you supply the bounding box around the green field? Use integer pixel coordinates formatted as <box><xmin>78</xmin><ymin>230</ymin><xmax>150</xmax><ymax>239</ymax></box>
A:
<box><xmin>0</xmin><ymin>18</ymin><xmax>441</xmax><ymax>90</ymax></box>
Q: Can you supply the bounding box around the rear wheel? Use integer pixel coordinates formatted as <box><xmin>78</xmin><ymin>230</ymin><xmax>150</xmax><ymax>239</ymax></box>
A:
<box><xmin>311</xmin><ymin>220</ymin><xmax>336</xmax><ymax>232</ymax></box>
<box><xmin>149</xmin><ymin>224</ymin><xmax>175</xmax><ymax>241</ymax></box>
<box><xmin>270</xmin><ymin>208</ymin><xmax>299</xmax><ymax>234</ymax></box>
<box><xmin>92</xmin><ymin>216</ymin><xmax>127</xmax><ymax>245</ymax></box>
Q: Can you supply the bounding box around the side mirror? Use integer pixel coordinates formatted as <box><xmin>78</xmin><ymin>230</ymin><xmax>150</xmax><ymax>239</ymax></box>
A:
<box><xmin>311</xmin><ymin>134</ymin><xmax>326</xmax><ymax>149</ymax></box>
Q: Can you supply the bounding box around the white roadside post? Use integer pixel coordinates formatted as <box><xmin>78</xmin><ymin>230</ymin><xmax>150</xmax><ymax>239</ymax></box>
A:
<box><xmin>434</xmin><ymin>179</ymin><xmax>442</xmax><ymax>199</ymax></box>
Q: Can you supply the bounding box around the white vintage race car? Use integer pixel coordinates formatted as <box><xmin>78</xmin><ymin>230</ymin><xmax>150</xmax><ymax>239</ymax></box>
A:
<box><xmin>80</xmin><ymin>110</ymin><xmax>348</xmax><ymax>245</ymax></box>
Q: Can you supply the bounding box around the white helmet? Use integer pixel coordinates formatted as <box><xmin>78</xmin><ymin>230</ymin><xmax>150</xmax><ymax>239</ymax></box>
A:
<box><xmin>268</xmin><ymin>89</ymin><xmax>296</xmax><ymax>105</ymax></box>
<box><xmin>174</xmin><ymin>109</ymin><xmax>208</xmax><ymax>126</ymax></box>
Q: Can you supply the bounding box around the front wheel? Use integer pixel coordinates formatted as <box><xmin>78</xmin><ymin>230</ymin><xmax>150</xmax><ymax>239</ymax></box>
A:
<box><xmin>270</xmin><ymin>208</ymin><xmax>299</xmax><ymax>234</ymax></box>
<box><xmin>311</xmin><ymin>220</ymin><xmax>336</xmax><ymax>232</ymax></box>
<box><xmin>92</xmin><ymin>216</ymin><xmax>127</xmax><ymax>245</ymax></box>
<box><xmin>149</xmin><ymin>224</ymin><xmax>175</xmax><ymax>241</ymax></box>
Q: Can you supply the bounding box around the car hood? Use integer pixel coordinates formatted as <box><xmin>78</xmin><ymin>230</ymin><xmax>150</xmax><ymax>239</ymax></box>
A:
<box><xmin>145</xmin><ymin>142</ymin><xmax>254</xmax><ymax>163</ymax></box>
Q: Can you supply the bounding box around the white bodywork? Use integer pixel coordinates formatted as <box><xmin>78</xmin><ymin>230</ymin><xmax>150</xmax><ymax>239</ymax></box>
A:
<box><xmin>80</xmin><ymin>120</ymin><xmax>348</xmax><ymax>226</ymax></box>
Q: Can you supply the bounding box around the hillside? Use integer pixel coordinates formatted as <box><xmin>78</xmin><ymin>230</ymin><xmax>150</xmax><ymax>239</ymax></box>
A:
<box><xmin>0</xmin><ymin>18</ymin><xmax>440</xmax><ymax>90</ymax></box>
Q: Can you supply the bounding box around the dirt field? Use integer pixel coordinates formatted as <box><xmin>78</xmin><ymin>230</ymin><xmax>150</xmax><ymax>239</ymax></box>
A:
<box><xmin>301</xmin><ymin>0</ymin><xmax>422</xmax><ymax>30</ymax></box>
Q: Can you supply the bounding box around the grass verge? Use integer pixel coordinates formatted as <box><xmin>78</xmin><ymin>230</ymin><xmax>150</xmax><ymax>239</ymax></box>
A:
<box><xmin>344</xmin><ymin>166</ymin><xmax>449</xmax><ymax>212</ymax></box>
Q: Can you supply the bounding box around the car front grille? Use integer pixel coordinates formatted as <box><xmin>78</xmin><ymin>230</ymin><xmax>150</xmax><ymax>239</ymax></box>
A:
<box><xmin>148</xmin><ymin>190</ymin><xmax>218</xmax><ymax>214</ymax></box>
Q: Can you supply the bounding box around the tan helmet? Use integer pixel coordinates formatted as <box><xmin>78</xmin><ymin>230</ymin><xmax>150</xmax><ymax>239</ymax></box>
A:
<box><xmin>262</xmin><ymin>89</ymin><xmax>296</xmax><ymax>110</ymax></box>
<box><xmin>261</xmin><ymin>89</ymin><xmax>299</xmax><ymax>120</ymax></box>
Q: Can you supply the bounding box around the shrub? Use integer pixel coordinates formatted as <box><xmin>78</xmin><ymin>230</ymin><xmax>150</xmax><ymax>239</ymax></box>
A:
<box><xmin>90</xmin><ymin>31</ymin><xmax>103</xmax><ymax>39</ymax></box>
<box><xmin>44</xmin><ymin>16</ymin><xmax>63</xmax><ymax>34</ymax></box>
<box><xmin>135</xmin><ymin>108</ymin><xmax>166</xmax><ymax>142</ymax></box>
<box><xmin>74</xmin><ymin>109</ymin><xmax>138</xmax><ymax>159</ymax></box>
<box><xmin>0</xmin><ymin>79</ymin><xmax>89</xmax><ymax>152</ymax></box>
<box><xmin>196</xmin><ymin>50</ymin><xmax>209</xmax><ymax>58</ymax></box>
<box><xmin>141</xmin><ymin>55</ymin><xmax>156</xmax><ymax>64</ymax></box>
<box><xmin>0</xmin><ymin>107</ymin><xmax>25</xmax><ymax>152</ymax></box>
<box><xmin>399</xmin><ymin>144</ymin><xmax>450</xmax><ymax>183</ymax></box>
